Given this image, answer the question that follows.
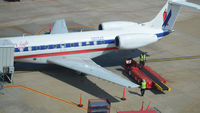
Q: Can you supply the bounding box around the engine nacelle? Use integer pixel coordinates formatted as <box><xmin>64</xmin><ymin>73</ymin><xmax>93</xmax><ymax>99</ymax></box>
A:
<box><xmin>98</xmin><ymin>21</ymin><xmax>138</xmax><ymax>30</ymax></box>
<box><xmin>115</xmin><ymin>34</ymin><xmax>158</xmax><ymax>49</ymax></box>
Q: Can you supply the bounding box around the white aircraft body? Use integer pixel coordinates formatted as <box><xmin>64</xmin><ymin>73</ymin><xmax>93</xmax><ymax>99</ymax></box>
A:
<box><xmin>0</xmin><ymin>0</ymin><xmax>199</xmax><ymax>88</ymax></box>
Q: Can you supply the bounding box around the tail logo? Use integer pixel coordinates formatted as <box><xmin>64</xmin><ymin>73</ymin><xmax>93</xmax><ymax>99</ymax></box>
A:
<box><xmin>163</xmin><ymin>9</ymin><xmax>168</xmax><ymax>26</ymax></box>
<box><xmin>162</xmin><ymin>9</ymin><xmax>172</xmax><ymax>27</ymax></box>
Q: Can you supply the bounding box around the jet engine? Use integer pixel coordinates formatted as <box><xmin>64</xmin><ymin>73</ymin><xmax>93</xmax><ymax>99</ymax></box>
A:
<box><xmin>98</xmin><ymin>21</ymin><xmax>138</xmax><ymax>30</ymax></box>
<box><xmin>115</xmin><ymin>34</ymin><xmax>158</xmax><ymax>49</ymax></box>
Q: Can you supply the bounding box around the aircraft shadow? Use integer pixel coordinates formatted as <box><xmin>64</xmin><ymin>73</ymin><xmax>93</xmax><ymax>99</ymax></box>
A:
<box><xmin>95</xmin><ymin>50</ymin><xmax>165</xmax><ymax>95</ymax></box>
<box><xmin>93</xmin><ymin>49</ymin><xmax>145</xmax><ymax>67</ymax></box>
<box><xmin>14</xmin><ymin>62</ymin><xmax>119</xmax><ymax>102</ymax></box>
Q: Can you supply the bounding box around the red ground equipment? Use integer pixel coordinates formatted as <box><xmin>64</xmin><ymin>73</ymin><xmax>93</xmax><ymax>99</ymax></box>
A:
<box><xmin>118</xmin><ymin>110</ymin><xmax>157</xmax><ymax>113</ymax></box>
<box><xmin>87</xmin><ymin>99</ymin><xmax>111</xmax><ymax>113</ymax></box>
<box><xmin>124</xmin><ymin>58</ymin><xmax>170</xmax><ymax>91</ymax></box>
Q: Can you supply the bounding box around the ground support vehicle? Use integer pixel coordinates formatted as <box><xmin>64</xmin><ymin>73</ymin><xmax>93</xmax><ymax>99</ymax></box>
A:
<box><xmin>124</xmin><ymin>59</ymin><xmax>170</xmax><ymax>91</ymax></box>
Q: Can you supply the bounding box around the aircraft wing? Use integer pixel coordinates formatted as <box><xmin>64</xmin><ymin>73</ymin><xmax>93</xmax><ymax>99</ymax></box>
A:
<box><xmin>47</xmin><ymin>57</ymin><xmax>139</xmax><ymax>88</ymax></box>
<box><xmin>51</xmin><ymin>19</ymin><xmax>68</xmax><ymax>34</ymax></box>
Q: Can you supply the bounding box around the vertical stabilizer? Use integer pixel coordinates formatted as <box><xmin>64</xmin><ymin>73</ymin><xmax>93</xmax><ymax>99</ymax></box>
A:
<box><xmin>144</xmin><ymin>0</ymin><xmax>184</xmax><ymax>31</ymax></box>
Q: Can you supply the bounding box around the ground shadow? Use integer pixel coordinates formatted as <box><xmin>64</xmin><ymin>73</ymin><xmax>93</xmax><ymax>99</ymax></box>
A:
<box><xmin>14</xmin><ymin>62</ymin><xmax>119</xmax><ymax>102</ymax></box>
<box><xmin>150</xmin><ymin>89</ymin><xmax>165</xmax><ymax>95</ymax></box>
<box><xmin>93</xmin><ymin>49</ymin><xmax>145</xmax><ymax>67</ymax></box>
<box><xmin>128</xmin><ymin>90</ymin><xmax>141</xmax><ymax>96</ymax></box>
<box><xmin>14</xmin><ymin>49</ymin><xmax>150</xmax><ymax>101</ymax></box>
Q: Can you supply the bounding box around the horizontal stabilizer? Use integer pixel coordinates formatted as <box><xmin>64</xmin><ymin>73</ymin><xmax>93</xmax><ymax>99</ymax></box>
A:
<box><xmin>169</xmin><ymin>1</ymin><xmax>200</xmax><ymax>10</ymax></box>
<box><xmin>51</xmin><ymin>19</ymin><xmax>68</xmax><ymax>34</ymax></box>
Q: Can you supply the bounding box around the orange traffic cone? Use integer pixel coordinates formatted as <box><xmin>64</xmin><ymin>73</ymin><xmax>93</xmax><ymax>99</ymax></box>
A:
<box><xmin>121</xmin><ymin>88</ymin><xmax>126</xmax><ymax>100</ymax></box>
<box><xmin>141</xmin><ymin>101</ymin><xmax>144</xmax><ymax>111</ymax></box>
<box><xmin>146</xmin><ymin>101</ymin><xmax>152</xmax><ymax>111</ymax></box>
<box><xmin>78</xmin><ymin>94</ymin><xmax>83</xmax><ymax>107</ymax></box>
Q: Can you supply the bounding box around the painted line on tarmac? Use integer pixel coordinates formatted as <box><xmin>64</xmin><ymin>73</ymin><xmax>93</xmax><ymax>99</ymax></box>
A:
<box><xmin>14</xmin><ymin>71</ymin><xmax>31</xmax><ymax>74</ymax></box>
<box><xmin>3</xmin><ymin>85</ymin><xmax>87</xmax><ymax>111</ymax></box>
<box><xmin>10</xmin><ymin>26</ymin><xmax>34</xmax><ymax>35</ymax></box>
<box><xmin>147</xmin><ymin>55</ymin><xmax>200</xmax><ymax>62</ymax></box>
<box><xmin>35</xmin><ymin>26</ymin><xmax>48</xmax><ymax>35</ymax></box>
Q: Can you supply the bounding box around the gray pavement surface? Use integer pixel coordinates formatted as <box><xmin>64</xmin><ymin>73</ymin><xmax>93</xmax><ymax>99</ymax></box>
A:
<box><xmin>0</xmin><ymin>0</ymin><xmax>200</xmax><ymax>113</ymax></box>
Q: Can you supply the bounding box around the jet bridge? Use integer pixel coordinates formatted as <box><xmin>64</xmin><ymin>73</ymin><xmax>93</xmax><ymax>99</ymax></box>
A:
<box><xmin>0</xmin><ymin>40</ymin><xmax>15</xmax><ymax>83</ymax></box>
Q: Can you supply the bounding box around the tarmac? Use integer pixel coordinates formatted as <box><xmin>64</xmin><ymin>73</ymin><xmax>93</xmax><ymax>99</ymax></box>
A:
<box><xmin>0</xmin><ymin>0</ymin><xmax>200</xmax><ymax>113</ymax></box>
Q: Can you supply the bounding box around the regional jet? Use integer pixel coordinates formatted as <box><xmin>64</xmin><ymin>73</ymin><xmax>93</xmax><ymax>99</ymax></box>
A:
<box><xmin>0</xmin><ymin>0</ymin><xmax>199</xmax><ymax>88</ymax></box>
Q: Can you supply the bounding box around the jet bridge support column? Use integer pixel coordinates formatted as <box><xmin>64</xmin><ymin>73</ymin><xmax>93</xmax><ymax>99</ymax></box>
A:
<box><xmin>0</xmin><ymin>40</ymin><xmax>15</xmax><ymax>83</ymax></box>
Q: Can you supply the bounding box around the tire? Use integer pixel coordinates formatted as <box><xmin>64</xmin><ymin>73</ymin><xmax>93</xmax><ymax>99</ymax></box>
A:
<box><xmin>80</xmin><ymin>73</ymin><xmax>86</xmax><ymax>76</ymax></box>
<box><xmin>76</xmin><ymin>71</ymin><xmax>86</xmax><ymax>76</ymax></box>
<box><xmin>128</xmin><ymin>70</ymin><xmax>132</xmax><ymax>76</ymax></box>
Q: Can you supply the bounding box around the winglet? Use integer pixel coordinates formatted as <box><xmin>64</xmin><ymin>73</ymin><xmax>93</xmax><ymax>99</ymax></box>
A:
<box><xmin>51</xmin><ymin>19</ymin><xmax>68</xmax><ymax>34</ymax></box>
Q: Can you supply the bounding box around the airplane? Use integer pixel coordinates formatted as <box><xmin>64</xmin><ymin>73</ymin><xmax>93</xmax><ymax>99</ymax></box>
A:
<box><xmin>0</xmin><ymin>0</ymin><xmax>199</xmax><ymax>88</ymax></box>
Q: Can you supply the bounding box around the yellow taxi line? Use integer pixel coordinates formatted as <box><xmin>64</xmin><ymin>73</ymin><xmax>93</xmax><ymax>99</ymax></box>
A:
<box><xmin>147</xmin><ymin>55</ymin><xmax>200</xmax><ymax>62</ymax></box>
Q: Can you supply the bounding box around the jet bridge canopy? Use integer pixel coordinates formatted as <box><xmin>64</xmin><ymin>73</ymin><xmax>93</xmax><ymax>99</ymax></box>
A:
<box><xmin>0</xmin><ymin>40</ymin><xmax>15</xmax><ymax>83</ymax></box>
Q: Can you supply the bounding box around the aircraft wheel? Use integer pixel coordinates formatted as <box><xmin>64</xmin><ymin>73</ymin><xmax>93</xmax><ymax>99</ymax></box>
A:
<box><xmin>80</xmin><ymin>73</ymin><xmax>86</xmax><ymax>76</ymax></box>
<box><xmin>76</xmin><ymin>71</ymin><xmax>86</xmax><ymax>76</ymax></box>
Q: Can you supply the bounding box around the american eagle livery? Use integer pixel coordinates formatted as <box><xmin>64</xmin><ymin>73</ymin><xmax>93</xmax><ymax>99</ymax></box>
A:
<box><xmin>1</xmin><ymin>0</ymin><xmax>200</xmax><ymax>88</ymax></box>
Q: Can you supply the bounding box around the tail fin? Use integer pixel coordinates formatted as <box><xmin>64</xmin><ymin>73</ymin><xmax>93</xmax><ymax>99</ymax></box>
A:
<box><xmin>145</xmin><ymin>0</ymin><xmax>200</xmax><ymax>31</ymax></box>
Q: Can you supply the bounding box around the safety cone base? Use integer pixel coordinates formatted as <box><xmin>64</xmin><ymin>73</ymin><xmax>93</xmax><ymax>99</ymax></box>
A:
<box><xmin>121</xmin><ymin>98</ymin><xmax>126</xmax><ymax>101</ymax></box>
<box><xmin>78</xmin><ymin>104</ymin><xmax>83</xmax><ymax>107</ymax></box>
